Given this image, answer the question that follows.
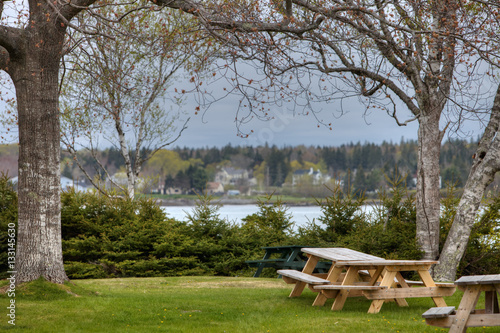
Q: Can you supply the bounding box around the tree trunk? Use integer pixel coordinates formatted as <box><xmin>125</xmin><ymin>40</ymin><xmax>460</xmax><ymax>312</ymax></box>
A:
<box><xmin>10</xmin><ymin>26</ymin><xmax>69</xmax><ymax>284</ymax></box>
<box><xmin>434</xmin><ymin>149</ymin><xmax>499</xmax><ymax>281</ymax></box>
<box><xmin>415</xmin><ymin>113</ymin><xmax>443</xmax><ymax>260</ymax></box>
<box><xmin>434</xmin><ymin>86</ymin><xmax>500</xmax><ymax>281</ymax></box>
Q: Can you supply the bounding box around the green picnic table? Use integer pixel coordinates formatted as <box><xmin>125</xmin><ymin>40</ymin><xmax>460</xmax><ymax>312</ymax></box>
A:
<box><xmin>246</xmin><ymin>245</ymin><xmax>331</xmax><ymax>277</ymax></box>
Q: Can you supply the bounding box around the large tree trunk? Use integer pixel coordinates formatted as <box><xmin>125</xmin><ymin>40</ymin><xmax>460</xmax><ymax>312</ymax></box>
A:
<box><xmin>434</xmin><ymin>86</ymin><xmax>500</xmax><ymax>281</ymax></box>
<box><xmin>9</xmin><ymin>24</ymin><xmax>69</xmax><ymax>283</ymax></box>
<box><xmin>434</xmin><ymin>151</ymin><xmax>499</xmax><ymax>281</ymax></box>
<box><xmin>415</xmin><ymin>112</ymin><xmax>443</xmax><ymax>260</ymax></box>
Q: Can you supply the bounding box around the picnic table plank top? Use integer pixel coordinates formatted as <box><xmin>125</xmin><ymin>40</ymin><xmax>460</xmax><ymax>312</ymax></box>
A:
<box><xmin>333</xmin><ymin>260</ymin><xmax>439</xmax><ymax>266</ymax></box>
<box><xmin>301</xmin><ymin>247</ymin><xmax>384</xmax><ymax>262</ymax></box>
<box><xmin>455</xmin><ymin>274</ymin><xmax>500</xmax><ymax>285</ymax></box>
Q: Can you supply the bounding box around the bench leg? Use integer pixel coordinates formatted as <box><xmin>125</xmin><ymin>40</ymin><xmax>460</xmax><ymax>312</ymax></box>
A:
<box><xmin>418</xmin><ymin>269</ymin><xmax>448</xmax><ymax>307</ymax></box>
<box><xmin>331</xmin><ymin>267</ymin><xmax>359</xmax><ymax>311</ymax></box>
<box><xmin>313</xmin><ymin>266</ymin><xmax>343</xmax><ymax>306</ymax></box>
<box><xmin>485</xmin><ymin>290</ymin><xmax>499</xmax><ymax>314</ymax></box>
<box><xmin>449</xmin><ymin>285</ymin><xmax>481</xmax><ymax>333</ymax></box>
<box><xmin>253</xmin><ymin>264</ymin><xmax>265</xmax><ymax>277</ymax></box>
<box><xmin>393</xmin><ymin>272</ymin><xmax>409</xmax><ymax>307</ymax></box>
<box><xmin>289</xmin><ymin>256</ymin><xmax>320</xmax><ymax>297</ymax></box>
<box><xmin>368</xmin><ymin>270</ymin><xmax>397</xmax><ymax>314</ymax></box>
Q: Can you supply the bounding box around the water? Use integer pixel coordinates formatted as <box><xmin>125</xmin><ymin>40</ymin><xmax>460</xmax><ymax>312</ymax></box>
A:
<box><xmin>162</xmin><ymin>204</ymin><xmax>323</xmax><ymax>228</ymax></box>
<box><xmin>162</xmin><ymin>204</ymin><xmax>376</xmax><ymax>229</ymax></box>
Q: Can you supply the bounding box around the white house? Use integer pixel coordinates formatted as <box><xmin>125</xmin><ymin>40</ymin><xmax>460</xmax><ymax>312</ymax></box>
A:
<box><xmin>292</xmin><ymin>167</ymin><xmax>331</xmax><ymax>186</ymax></box>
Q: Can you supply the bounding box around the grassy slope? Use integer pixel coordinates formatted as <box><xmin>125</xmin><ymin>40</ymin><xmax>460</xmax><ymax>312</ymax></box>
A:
<box><xmin>0</xmin><ymin>276</ymin><xmax>496</xmax><ymax>332</ymax></box>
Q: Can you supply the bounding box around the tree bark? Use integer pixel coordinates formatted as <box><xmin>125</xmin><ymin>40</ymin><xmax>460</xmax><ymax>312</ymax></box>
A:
<box><xmin>434</xmin><ymin>86</ymin><xmax>500</xmax><ymax>281</ymax></box>
<box><xmin>415</xmin><ymin>110</ymin><xmax>444</xmax><ymax>260</ymax></box>
<box><xmin>8</xmin><ymin>20</ymin><xmax>69</xmax><ymax>284</ymax></box>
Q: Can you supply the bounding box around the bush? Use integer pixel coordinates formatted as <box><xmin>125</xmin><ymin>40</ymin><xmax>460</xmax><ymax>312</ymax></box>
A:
<box><xmin>296</xmin><ymin>172</ymin><xmax>422</xmax><ymax>261</ymax></box>
<box><xmin>241</xmin><ymin>193</ymin><xmax>295</xmax><ymax>245</ymax></box>
<box><xmin>61</xmin><ymin>189</ymin><xmax>195</xmax><ymax>278</ymax></box>
<box><xmin>351</xmin><ymin>173</ymin><xmax>421</xmax><ymax>260</ymax></box>
<box><xmin>61</xmin><ymin>191</ymin><xmax>285</xmax><ymax>278</ymax></box>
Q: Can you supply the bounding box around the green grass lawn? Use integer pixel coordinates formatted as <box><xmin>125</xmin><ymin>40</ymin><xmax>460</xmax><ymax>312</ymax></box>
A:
<box><xmin>1</xmin><ymin>276</ymin><xmax>499</xmax><ymax>332</ymax></box>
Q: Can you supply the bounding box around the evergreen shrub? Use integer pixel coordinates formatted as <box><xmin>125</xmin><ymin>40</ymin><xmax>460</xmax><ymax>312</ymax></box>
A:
<box><xmin>296</xmin><ymin>172</ymin><xmax>422</xmax><ymax>261</ymax></box>
<box><xmin>4</xmin><ymin>172</ymin><xmax>499</xmax><ymax>280</ymax></box>
<box><xmin>61</xmin><ymin>191</ymin><xmax>297</xmax><ymax>278</ymax></box>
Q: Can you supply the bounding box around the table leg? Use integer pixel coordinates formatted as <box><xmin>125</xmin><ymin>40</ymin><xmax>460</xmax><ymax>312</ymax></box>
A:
<box><xmin>253</xmin><ymin>250</ymin><xmax>273</xmax><ymax>277</ymax></box>
<box><xmin>449</xmin><ymin>285</ymin><xmax>481</xmax><ymax>333</ymax></box>
<box><xmin>393</xmin><ymin>272</ymin><xmax>409</xmax><ymax>307</ymax></box>
<box><xmin>485</xmin><ymin>290</ymin><xmax>499</xmax><ymax>314</ymax></box>
<box><xmin>313</xmin><ymin>265</ymin><xmax>343</xmax><ymax>306</ymax></box>
<box><xmin>368</xmin><ymin>270</ymin><xmax>397</xmax><ymax>314</ymax></box>
<box><xmin>368</xmin><ymin>266</ymin><xmax>384</xmax><ymax>286</ymax></box>
<box><xmin>331</xmin><ymin>266</ymin><xmax>359</xmax><ymax>311</ymax></box>
<box><xmin>417</xmin><ymin>269</ymin><xmax>447</xmax><ymax>307</ymax></box>
<box><xmin>289</xmin><ymin>255</ymin><xmax>320</xmax><ymax>297</ymax></box>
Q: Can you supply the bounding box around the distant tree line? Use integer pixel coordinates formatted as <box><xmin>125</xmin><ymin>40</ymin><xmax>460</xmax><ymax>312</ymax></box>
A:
<box><xmin>63</xmin><ymin>138</ymin><xmax>484</xmax><ymax>192</ymax></box>
<box><xmin>0</xmin><ymin>138</ymin><xmax>484</xmax><ymax>194</ymax></box>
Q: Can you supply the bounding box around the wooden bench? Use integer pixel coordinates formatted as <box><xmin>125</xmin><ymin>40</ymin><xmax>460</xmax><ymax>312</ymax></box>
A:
<box><xmin>277</xmin><ymin>269</ymin><xmax>332</xmax><ymax>285</ymax></box>
<box><xmin>423</xmin><ymin>274</ymin><xmax>500</xmax><ymax>332</ymax></box>
<box><xmin>422</xmin><ymin>306</ymin><xmax>456</xmax><ymax>319</ymax></box>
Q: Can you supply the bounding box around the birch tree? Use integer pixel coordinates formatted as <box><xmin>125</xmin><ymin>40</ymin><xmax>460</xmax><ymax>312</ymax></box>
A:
<box><xmin>60</xmin><ymin>8</ymin><xmax>196</xmax><ymax>198</ymax></box>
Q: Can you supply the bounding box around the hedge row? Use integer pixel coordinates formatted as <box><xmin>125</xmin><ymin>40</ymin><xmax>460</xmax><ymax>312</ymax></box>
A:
<box><xmin>1</xmin><ymin>173</ymin><xmax>499</xmax><ymax>279</ymax></box>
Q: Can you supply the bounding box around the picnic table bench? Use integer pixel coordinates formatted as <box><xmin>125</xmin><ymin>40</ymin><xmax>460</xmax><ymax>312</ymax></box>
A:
<box><xmin>246</xmin><ymin>245</ymin><xmax>331</xmax><ymax>277</ymax></box>
<box><xmin>423</xmin><ymin>274</ymin><xmax>500</xmax><ymax>332</ymax></box>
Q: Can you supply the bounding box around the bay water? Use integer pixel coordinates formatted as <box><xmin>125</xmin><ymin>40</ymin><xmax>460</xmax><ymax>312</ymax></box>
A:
<box><xmin>162</xmin><ymin>204</ymin><xmax>376</xmax><ymax>229</ymax></box>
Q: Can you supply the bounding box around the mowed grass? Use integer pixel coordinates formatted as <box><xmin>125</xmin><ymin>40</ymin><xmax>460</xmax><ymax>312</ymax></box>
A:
<box><xmin>0</xmin><ymin>276</ymin><xmax>499</xmax><ymax>332</ymax></box>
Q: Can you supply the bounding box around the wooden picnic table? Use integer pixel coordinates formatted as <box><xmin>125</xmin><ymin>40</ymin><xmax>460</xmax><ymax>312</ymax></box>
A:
<box><xmin>278</xmin><ymin>248</ymin><xmax>455</xmax><ymax>314</ymax></box>
<box><xmin>320</xmin><ymin>259</ymin><xmax>455</xmax><ymax>313</ymax></box>
<box><xmin>278</xmin><ymin>247</ymin><xmax>384</xmax><ymax>297</ymax></box>
<box><xmin>423</xmin><ymin>274</ymin><xmax>500</xmax><ymax>332</ymax></box>
<box><xmin>245</xmin><ymin>245</ymin><xmax>331</xmax><ymax>277</ymax></box>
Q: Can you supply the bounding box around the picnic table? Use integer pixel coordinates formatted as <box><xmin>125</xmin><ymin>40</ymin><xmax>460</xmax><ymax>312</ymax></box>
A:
<box><xmin>278</xmin><ymin>248</ymin><xmax>455</xmax><ymax>314</ymax></box>
<box><xmin>278</xmin><ymin>247</ymin><xmax>384</xmax><ymax>297</ymax></box>
<box><xmin>423</xmin><ymin>274</ymin><xmax>500</xmax><ymax>332</ymax></box>
<box><xmin>323</xmin><ymin>259</ymin><xmax>455</xmax><ymax>313</ymax></box>
<box><xmin>245</xmin><ymin>245</ymin><xmax>331</xmax><ymax>277</ymax></box>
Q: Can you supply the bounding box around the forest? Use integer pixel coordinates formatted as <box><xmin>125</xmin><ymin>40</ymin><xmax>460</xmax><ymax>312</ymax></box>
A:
<box><xmin>0</xmin><ymin>137</ymin><xmax>488</xmax><ymax>197</ymax></box>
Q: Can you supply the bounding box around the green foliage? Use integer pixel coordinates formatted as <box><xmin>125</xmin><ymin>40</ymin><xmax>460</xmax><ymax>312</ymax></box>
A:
<box><xmin>62</xmin><ymin>191</ymin><xmax>296</xmax><ymax>278</ymax></box>
<box><xmin>297</xmin><ymin>184</ymin><xmax>367</xmax><ymax>246</ymax></box>
<box><xmin>241</xmin><ymin>193</ymin><xmax>295</xmax><ymax>245</ymax></box>
<box><xmin>0</xmin><ymin>172</ymin><xmax>17</xmax><ymax>278</ymax></box>
<box><xmin>352</xmin><ymin>172</ymin><xmax>421</xmax><ymax>260</ymax></box>
<box><xmin>61</xmin><ymin>189</ymin><xmax>184</xmax><ymax>278</ymax></box>
<box><xmin>439</xmin><ymin>183</ymin><xmax>500</xmax><ymax>276</ymax></box>
<box><xmin>297</xmin><ymin>172</ymin><xmax>422</xmax><ymax>261</ymax></box>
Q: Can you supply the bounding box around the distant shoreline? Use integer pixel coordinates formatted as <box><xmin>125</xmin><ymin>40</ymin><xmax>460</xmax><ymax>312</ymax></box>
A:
<box><xmin>157</xmin><ymin>197</ymin><xmax>318</xmax><ymax>207</ymax></box>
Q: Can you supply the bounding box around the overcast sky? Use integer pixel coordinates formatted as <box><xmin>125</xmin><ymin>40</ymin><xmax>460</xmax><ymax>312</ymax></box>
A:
<box><xmin>169</xmin><ymin>94</ymin><xmax>485</xmax><ymax>149</ymax></box>
<box><xmin>0</xmin><ymin>77</ymin><xmax>486</xmax><ymax>149</ymax></box>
